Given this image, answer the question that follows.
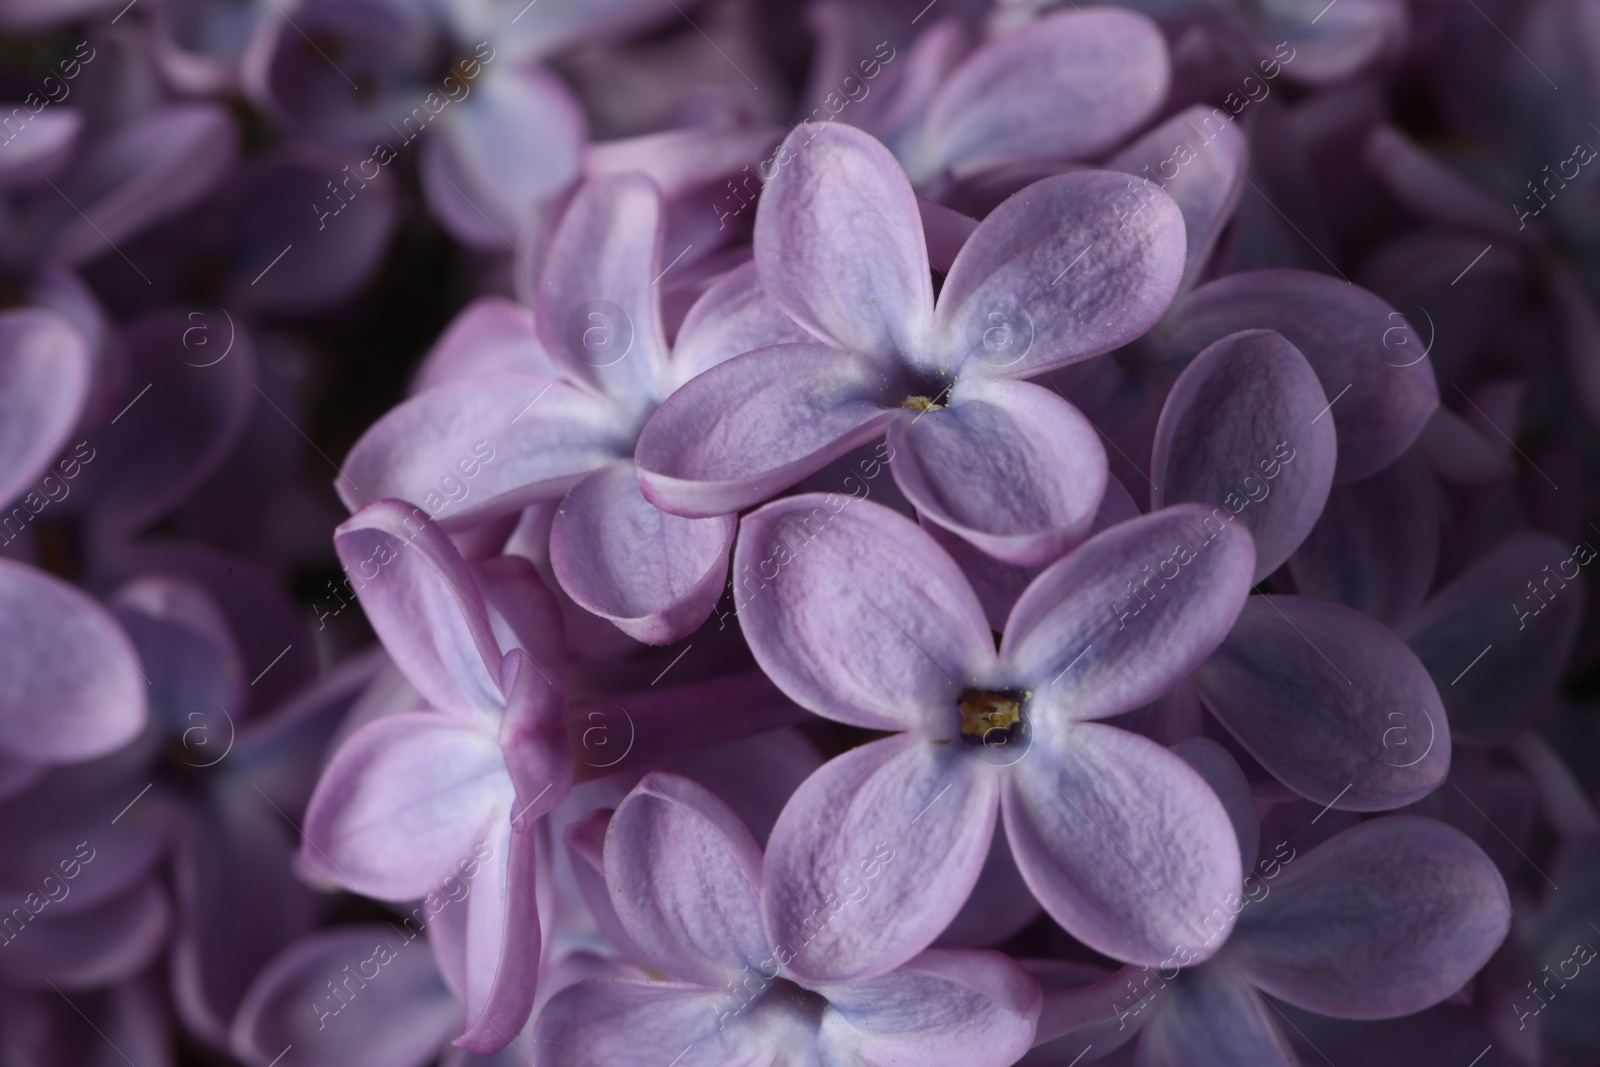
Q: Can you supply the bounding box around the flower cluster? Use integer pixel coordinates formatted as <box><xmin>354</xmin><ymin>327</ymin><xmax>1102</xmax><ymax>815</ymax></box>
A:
<box><xmin>1</xmin><ymin>0</ymin><xmax>1599</xmax><ymax>1065</ymax></box>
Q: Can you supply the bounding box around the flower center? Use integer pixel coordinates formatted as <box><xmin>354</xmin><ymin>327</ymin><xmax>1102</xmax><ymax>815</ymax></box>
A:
<box><xmin>958</xmin><ymin>688</ymin><xmax>1025</xmax><ymax>744</ymax></box>
<box><xmin>900</xmin><ymin>395</ymin><xmax>946</xmax><ymax>412</ymax></box>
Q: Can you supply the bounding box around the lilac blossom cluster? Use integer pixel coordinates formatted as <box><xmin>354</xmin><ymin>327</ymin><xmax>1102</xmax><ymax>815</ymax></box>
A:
<box><xmin>3</xmin><ymin>0</ymin><xmax>1600</xmax><ymax>1065</ymax></box>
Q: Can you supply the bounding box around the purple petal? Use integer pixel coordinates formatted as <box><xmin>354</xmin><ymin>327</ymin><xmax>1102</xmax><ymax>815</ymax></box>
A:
<box><xmin>1163</xmin><ymin>270</ymin><xmax>1439</xmax><ymax>482</ymax></box>
<box><xmin>604</xmin><ymin>772</ymin><xmax>768</xmax><ymax>986</ymax></box>
<box><xmin>1002</xmin><ymin>505</ymin><xmax>1256</xmax><ymax>723</ymax></box>
<box><xmin>333</xmin><ymin>501</ymin><xmax>505</xmax><ymax>720</ymax></box>
<box><xmin>231</xmin><ymin>927</ymin><xmax>462</xmax><ymax>1067</ymax></box>
<box><xmin>533</xmin><ymin>978</ymin><xmax>765</xmax><ymax>1067</ymax></box>
<box><xmin>0</xmin><ymin>878</ymin><xmax>169</xmax><ymax>989</ymax></box>
<box><xmin>534</xmin><ymin>173</ymin><xmax>667</xmax><ymax>407</ymax></box>
<box><xmin>934</xmin><ymin>830</ymin><xmax>1041</xmax><ymax>949</ymax></box>
<box><xmin>1404</xmin><ymin>531</ymin><xmax>1585</xmax><ymax>744</ymax></box>
<box><xmin>754</xmin><ymin>122</ymin><xmax>932</xmax><ymax>360</ymax></box>
<box><xmin>1195</xmin><ymin>595</ymin><xmax>1451</xmax><ymax>811</ymax></box>
<box><xmin>762</xmin><ymin>736</ymin><xmax>997</xmax><ymax>983</ymax></box>
<box><xmin>815</xmin><ymin>948</ymin><xmax>1041</xmax><ymax>1066</ymax></box>
<box><xmin>0</xmin><ymin>561</ymin><xmax>145</xmax><ymax>763</ymax></box>
<box><xmin>1234</xmin><ymin>816</ymin><xmax>1510</xmax><ymax>1018</ymax></box>
<box><xmin>1135</xmin><ymin>967</ymin><xmax>1297</xmax><ymax>1067</ymax></box>
<box><xmin>452</xmin><ymin>821</ymin><xmax>541</xmax><ymax>1055</ymax></box>
<box><xmin>340</xmin><ymin>374</ymin><xmax>629</xmax><ymax>528</ymax></box>
<box><xmin>934</xmin><ymin>171</ymin><xmax>1187</xmax><ymax>379</ymax></box>
<box><xmin>891</xmin><ymin>377</ymin><xmax>1107</xmax><ymax>566</ymax></box>
<box><xmin>0</xmin><ymin>105</ymin><xmax>79</xmax><ymax>189</ymax></box>
<box><xmin>734</xmin><ymin>493</ymin><xmax>994</xmax><ymax>731</ymax></box>
<box><xmin>637</xmin><ymin>343</ymin><xmax>900</xmax><ymax>517</ymax></box>
<box><xmin>299</xmin><ymin>712</ymin><xmax>508</xmax><ymax>900</ymax></box>
<box><xmin>422</xmin><ymin>63</ymin><xmax>584</xmax><ymax>250</ymax></box>
<box><xmin>906</xmin><ymin>8</ymin><xmax>1168</xmax><ymax>185</ymax></box>
<box><xmin>1150</xmin><ymin>330</ymin><xmax>1336</xmax><ymax>580</ymax></box>
<box><xmin>1173</xmin><ymin>737</ymin><xmax>1260</xmax><ymax>873</ymax></box>
<box><xmin>411</xmin><ymin>298</ymin><xmax>558</xmax><ymax>395</ymax></box>
<box><xmin>550</xmin><ymin>462</ymin><xmax>734</xmax><ymax>644</ymax></box>
<box><xmin>0</xmin><ymin>308</ymin><xmax>90</xmax><ymax>510</ymax></box>
<box><xmin>1003</xmin><ymin>723</ymin><xmax>1242</xmax><ymax>966</ymax></box>
<box><xmin>1109</xmin><ymin>105</ymin><xmax>1250</xmax><ymax>293</ymax></box>
<box><xmin>666</xmin><ymin>261</ymin><xmax>815</xmax><ymax>385</ymax></box>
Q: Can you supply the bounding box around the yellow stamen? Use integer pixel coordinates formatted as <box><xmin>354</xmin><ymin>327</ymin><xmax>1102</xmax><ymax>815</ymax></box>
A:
<box><xmin>901</xmin><ymin>395</ymin><xmax>945</xmax><ymax>412</ymax></box>
<box><xmin>959</xmin><ymin>690</ymin><xmax>1021</xmax><ymax>737</ymax></box>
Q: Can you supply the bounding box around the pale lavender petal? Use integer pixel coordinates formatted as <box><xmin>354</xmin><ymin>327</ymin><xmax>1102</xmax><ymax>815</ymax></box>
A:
<box><xmin>919</xmin><ymin>195</ymin><xmax>978</xmax><ymax>274</ymax></box>
<box><xmin>891</xmin><ymin>376</ymin><xmax>1107</xmax><ymax>566</ymax></box>
<box><xmin>933</xmin><ymin>831</ymin><xmax>1040</xmax><ymax>949</ymax></box>
<box><xmin>230</xmin><ymin>927</ymin><xmax>462</xmax><ymax>1067</ymax></box>
<box><xmin>0</xmin><ymin>560</ymin><xmax>146</xmax><ymax>763</ymax></box>
<box><xmin>666</xmin><ymin>261</ymin><xmax>815</xmax><ymax>386</ymax></box>
<box><xmin>1004</xmin><ymin>723</ymin><xmax>1242</xmax><ymax>966</ymax></box>
<box><xmin>1234</xmin><ymin>816</ymin><xmax>1510</xmax><ymax>1018</ymax></box>
<box><xmin>815</xmin><ymin>948</ymin><xmax>1040</xmax><ymax>1066</ymax></box>
<box><xmin>550</xmin><ymin>462</ymin><xmax>734</xmax><ymax>645</ymax></box>
<box><xmin>1002</xmin><ymin>505</ymin><xmax>1256</xmax><ymax>723</ymax></box>
<box><xmin>905</xmin><ymin>8</ymin><xmax>1168</xmax><ymax>186</ymax></box>
<box><xmin>1150</xmin><ymin>330</ymin><xmax>1336</xmax><ymax>580</ymax></box>
<box><xmin>411</xmin><ymin>298</ymin><xmax>558</xmax><ymax>395</ymax></box>
<box><xmin>604</xmin><ymin>772</ymin><xmax>768</xmax><ymax>986</ymax></box>
<box><xmin>1173</xmin><ymin>737</ymin><xmax>1260</xmax><ymax>873</ymax></box>
<box><xmin>0</xmin><ymin>105</ymin><xmax>79</xmax><ymax>189</ymax></box>
<box><xmin>453</xmin><ymin>821</ymin><xmax>541</xmax><ymax>1055</ymax></box>
<box><xmin>299</xmin><ymin>713</ymin><xmax>509</xmax><ymax>900</ymax></box>
<box><xmin>533</xmin><ymin>979</ymin><xmax>770</xmax><ymax>1067</ymax></box>
<box><xmin>1195</xmin><ymin>596</ymin><xmax>1451</xmax><ymax>811</ymax></box>
<box><xmin>934</xmin><ymin>171</ymin><xmax>1187</xmax><ymax>379</ymax></box>
<box><xmin>637</xmin><ymin>343</ymin><xmax>900</xmax><ymax>517</ymax></box>
<box><xmin>1163</xmin><ymin>270</ymin><xmax>1439</xmax><ymax>482</ymax></box>
<box><xmin>334</xmin><ymin>501</ymin><xmax>503</xmax><ymax>720</ymax></box>
<box><xmin>1135</xmin><ymin>966</ymin><xmax>1297</xmax><ymax>1067</ymax></box>
<box><xmin>734</xmin><ymin>493</ymin><xmax>994</xmax><ymax>731</ymax></box>
<box><xmin>534</xmin><ymin>173</ymin><xmax>667</xmax><ymax>408</ymax></box>
<box><xmin>0</xmin><ymin>308</ymin><xmax>90</xmax><ymax>510</ymax></box>
<box><xmin>762</xmin><ymin>736</ymin><xmax>997</xmax><ymax>984</ymax></box>
<box><xmin>753</xmin><ymin>122</ymin><xmax>933</xmax><ymax>361</ymax></box>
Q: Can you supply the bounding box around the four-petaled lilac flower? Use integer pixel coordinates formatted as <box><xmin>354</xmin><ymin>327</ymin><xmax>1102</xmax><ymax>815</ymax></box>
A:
<box><xmin>731</xmin><ymin>493</ymin><xmax>1256</xmax><ymax>978</ymax></box>
<box><xmin>535</xmin><ymin>771</ymin><xmax>1042</xmax><ymax>1066</ymax></box>
<box><xmin>637</xmin><ymin>120</ymin><xmax>1188</xmax><ymax>566</ymax></box>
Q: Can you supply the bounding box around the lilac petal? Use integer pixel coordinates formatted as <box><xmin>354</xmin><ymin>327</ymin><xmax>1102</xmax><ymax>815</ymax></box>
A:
<box><xmin>1195</xmin><ymin>596</ymin><xmax>1451</xmax><ymax>811</ymax></box>
<box><xmin>473</xmin><ymin>555</ymin><xmax>565</xmax><ymax>670</ymax></box>
<box><xmin>299</xmin><ymin>713</ymin><xmax>508</xmax><ymax>900</ymax></box>
<box><xmin>734</xmin><ymin>493</ymin><xmax>994</xmax><ymax>732</ymax></box>
<box><xmin>497</xmin><ymin>649</ymin><xmax>571</xmax><ymax>822</ymax></box>
<box><xmin>534</xmin><ymin>173</ymin><xmax>667</xmax><ymax>408</ymax></box>
<box><xmin>1404</xmin><ymin>532</ymin><xmax>1585</xmax><ymax>744</ymax></box>
<box><xmin>1417</xmin><ymin>406</ymin><xmax>1516</xmax><ymax>488</ymax></box>
<box><xmin>1135</xmin><ymin>966</ymin><xmax>1297</xmax><ymax>1067</ymax></box>
<box><xmin>340</xmin><ymin>374</ymin><xmax>629</xmax><ymax>527</ymax></box>
<box><xmin>1002</xmin><ymin>505</ymin><xmax>1256</xmax><ymax>724</ymax></box>
<box><xmin>0</xmin><ymin>977</ymin><xmax>172</xmax><ymax>1067</ymax></box>
<box><xmin>1150</xmin><ymin>329</ymin><xmax>1337</xmax><ymax>580</ymax></box>
<box><xmin>753</xmin><ymin>122</ymin><xmax>933</xmax><ymax>361</ymax></box>
<box><xmin>891</xmin><ymin>377</ymin><xmax>1107</xmax><ymax>566</ymax></box>
<box><xmin>1109</xmin><ymin>105</ymin><xmax>1249</xmax><ymax>293</ymax></box>
<box><xmin>1363</xmin><ymin>125</ymin><xmax>1523</xmax><ymax>240</ymax></box>
<box><xmin>934</xmin><ymin>829</ymin><xmax>1040</xmax><ymax>948</ymax></box>
<box><xmin>0</xmin><ymin>561</ymin><xmax>145</xmax><ymax>763</ymax></box>
<box><xmin>533</xmin><ymin>979</ymin><xmax>767</xmax><ymax>1067</ymax></box>
<box><xmin>1163</xmin><ymin>270</ymin><xmax>1439</xmax><ymax>482</ymax></box>
<box><xmin>762</xmin><ymin>736</ymin><xmax>997</xmax><ymax>984</ymax></box>
<box><xmin>0</xmin><ymin>878</ymin><xmax>169</xmax><ymax>990</ymax></box>
<box><xmin>660</xmin><ymin>728</ymin><xmax>824</xmax><ymax>850</ymax></box>
<box><xmin>231</xmin><ymin>927</ymin><xmax>462</xmax><ymax>1067</ymax></box>
<box><xmin>411</xmin><ymin>298</ymin><xmax>557</xmax><ymax>395</ymax></box>
<box><xmin>48</xmin><ymin>104</ymin><xmax>238</xmax><ymax>264</ymax></box>
<box><xmin>1004</xmin><ymin>723</ymin><xmax>1242</xmax><ymax>966</ymax></box>
<box><xmin>170</xmin><ymin>790</ymin><xmax>315</xmax><ymax>1048</ymax></box>
<box><xmin>666</xmin><ymin>261</ymin><xmax>814</xmax><ymax>386</ymax></box>
<box><xmin>906</xmin><ymin>8</ymin><xmax>1168</xmax><ymax>185</ymax></box>
<box><xmin>603</xmin><ymin>772</ymin><xmax>768</xmax><ymax>987</ymax></box>
<box><xmin>74</xmin><ymin>309</ymin><xmax>254</xmax><ymax>534</ymax></box>
<box><xmin>935</xmin><ymin>171</ymin><xmax>1187</xmax><ymax>379</ymax></box>
<box><xmin>0</xmin><ymin>754</ymin><xmax>42</xmax><ymax>802</ymax></box>
<box><xmin>550</xmin><ymin>462</ymin><xmax>733</xmax><ymax>645</ymax></box>
<box><xmin>816</xmin><ymin>948</ymin><xmax>1040</xmax><ymax>1066</ymax></box>
<box><xmin>1235</xmin><ymin>816</ymin><xmax>1510</xmax><ymax>1018</ymax></box>
<box><xmin>1287</xmin><ymin>452</ymin><xmax>1443</xmax><ymax>629</ymax></box>
<box><xmin>454</xmin><ymin>821</ymin><xmax>541</xmax><ymax>1055</ymax></box>
<box><xmin>423</xmin><ymin>63</ymin><xmax>584</xmax><ymax>250</ymax></box>
<box><xmin>334</xmin><ymin>501</ymin><xmax>504</xmax><ymax>720</ymax></box>
<box><xmin>1173</xmin><ymin>737</ymin><xmax>1260</xmax><ymax>873</ymax></box>
<box><xmin>636</xmin><ymin>343</ymin><xmax>900</xmax><ymax>517</ymax></box>
<box><xmin>0</xmin><ymin>106</ymin><xmax>79</xmax><ymax>190</ymax></box>
<box><xmin>919</xmin><ymin>196</ymin><xmax>979</xmax><ymax>274</ymax></box>
<box><xmin>0</xmin><ymin>308</ymin><xmax>90</xmax><ymax>510</ymax></box>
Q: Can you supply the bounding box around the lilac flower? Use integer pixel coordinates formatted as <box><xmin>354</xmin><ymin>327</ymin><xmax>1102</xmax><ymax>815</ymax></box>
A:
<box><xmin>731</xmin><ymin>493</ymin><xmax>1256</xmax><ymax>977</ymax></box>
<box><xmin>1028</xmin><ymin>814</ymin><xmax>1511</xmax><ymax>1065</ymax></box>
<box><xmin>638</xmin><ymin>121</ymin><xmax>1188</xmax><ymax>565</ymax></box>
<box><xmin>535</xmin><ymin>771</ymin><xmax>1042</xmax><ymax>1066</ymax></box>
<box><xmin>341</xmin><ymin>174</ymin><xmax>809</xmax><ymax>642</ymax></box>
<box><xmin>301</xmin><ymin>500</ymin><xmax>573</xmax><ymax>1052</ymax></box>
